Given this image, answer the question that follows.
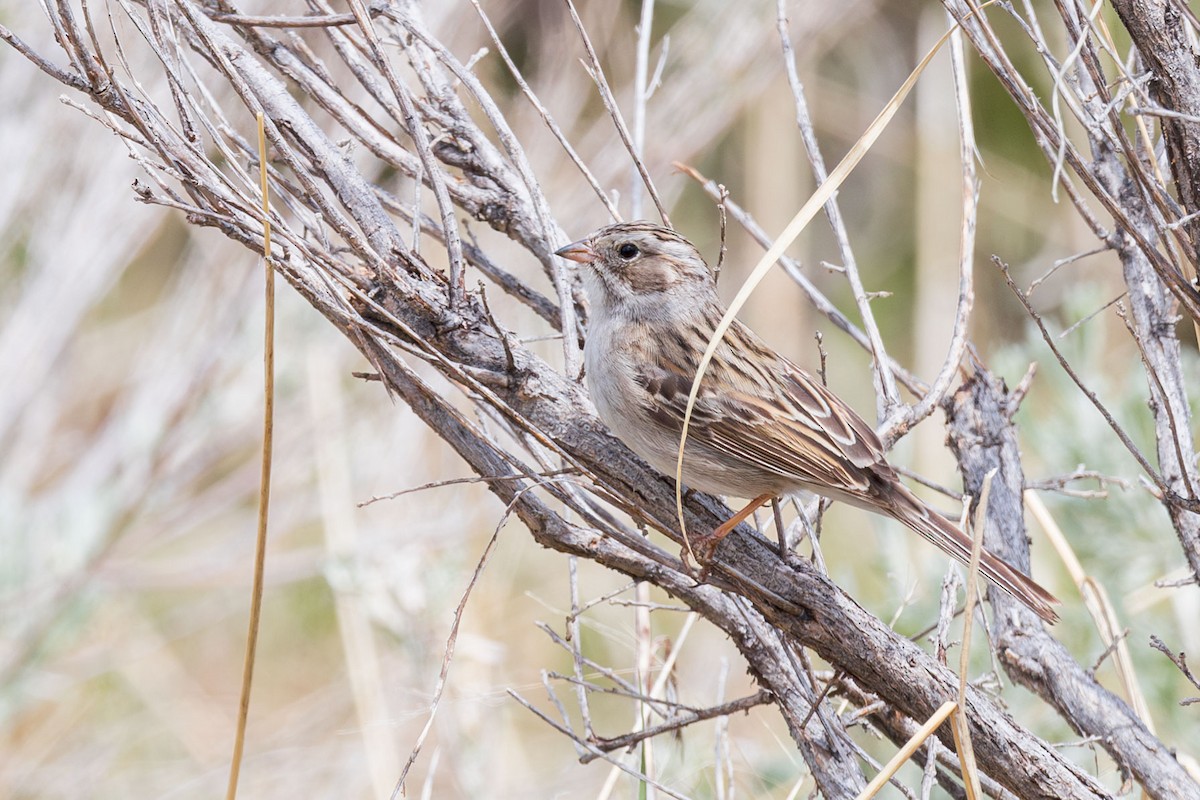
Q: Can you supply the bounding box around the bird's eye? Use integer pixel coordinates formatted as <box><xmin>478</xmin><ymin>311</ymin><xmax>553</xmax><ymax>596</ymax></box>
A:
<box><xmin>617</xmin><ymin>243</ymin><xmax>640</xmax><ymax>259</ymax></box>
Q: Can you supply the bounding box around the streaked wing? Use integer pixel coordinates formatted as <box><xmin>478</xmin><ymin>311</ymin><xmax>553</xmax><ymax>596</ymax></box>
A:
<box><xmin>634</xmin><ymin>319</ymin><xmax>886</xmax><ymax>495</ymax></box>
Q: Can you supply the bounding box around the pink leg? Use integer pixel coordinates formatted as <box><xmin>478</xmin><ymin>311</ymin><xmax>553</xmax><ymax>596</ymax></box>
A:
<box><xmin>710</xmin><ymin>492</ymin><xmax>774</xmax><ymax>543</ymax></box>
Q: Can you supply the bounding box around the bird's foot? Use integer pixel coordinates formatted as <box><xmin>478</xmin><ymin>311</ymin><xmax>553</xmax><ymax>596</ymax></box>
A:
<box><xmin>679</xmin><ymin>532</ymin><xmax>722</xmax><ymax>581</ymax></box>
<box><xmin>681</xmin><ymin>492</ymin><xmax>775</xmax><ymax>581</ymax></box>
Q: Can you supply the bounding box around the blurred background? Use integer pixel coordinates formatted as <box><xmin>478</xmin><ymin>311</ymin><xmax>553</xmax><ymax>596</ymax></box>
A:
<box><xmin>2</xmin><ymin>0</ymin><xmax>1197</xmax><ymax>797</ymax></box>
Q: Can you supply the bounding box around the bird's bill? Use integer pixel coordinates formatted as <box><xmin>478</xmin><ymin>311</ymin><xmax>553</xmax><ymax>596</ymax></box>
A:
<box><xmin>554</xmin><ymin>240</ymin><xmax>596</xmax><ymax>263</ymax></box>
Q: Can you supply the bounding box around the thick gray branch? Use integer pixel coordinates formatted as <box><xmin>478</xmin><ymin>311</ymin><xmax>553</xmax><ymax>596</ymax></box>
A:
<box><xmin>945</xmin><ymin>367</ymin><xmax>1200</xmax><ymax>800</ymax></box>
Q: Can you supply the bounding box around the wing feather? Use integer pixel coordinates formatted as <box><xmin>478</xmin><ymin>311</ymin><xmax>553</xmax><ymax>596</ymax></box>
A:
<box><xmin>631</xmin><ymin>318</ymin><xmax>887</xmax><ymax>496</ymax></box>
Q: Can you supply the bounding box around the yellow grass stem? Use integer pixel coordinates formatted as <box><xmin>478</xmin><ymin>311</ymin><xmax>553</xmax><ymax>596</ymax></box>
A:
<box><xmin>953</xmin><ymin>469</ymin><xmax>995</xmax><ymax>800</ymax></box>
<box><xmin>672</xmin><ymin>5</ymin><xmax>997</xmax><ymax>554</ymax></box>
<box><xmin>855</xmin><ymin>701</ymin><xmax>958</xmax><ymax>800</ymax></box>
<box><xmin>1025</xmin><ymin>490</ymin><xmax>1154</xmax><ymax>732</ymax></box>
<box><xmin>225</xmin><ymin>111</ymin><xmax>275</xmax><ymax>800</ymax></box>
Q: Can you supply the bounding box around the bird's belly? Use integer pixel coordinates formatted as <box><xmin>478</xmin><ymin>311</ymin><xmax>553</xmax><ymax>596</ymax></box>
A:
<box><xmin>586</xmin><ymin>348</ymin><xmax>782</xmax><ymax>500</ymax></box>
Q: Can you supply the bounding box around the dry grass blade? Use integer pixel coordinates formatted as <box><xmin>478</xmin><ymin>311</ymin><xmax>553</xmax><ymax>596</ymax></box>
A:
<box><xmin>309</xmin><ymin>351</ymin><xmax>398</xmax><ymax>797</ymax></box>
<box><xmin>225</xmin><ymin>111</ymin><xmax>275</xmax><ymax>800</ymax></box>
<box><xmin>673</xmin><ymin>13</ymin><xmax>977</xmax><ymax>551</ymax></box>
<box><xmin>951</xmin><ymin>468</ymin><xmax>995</xmax><ymax>800</ymax></box>
<box><xmin>855</xmin><ymin>701</ymin><xmax>957</xmax><ymax>800</ymax></box>
<box><xmin>1025</xmin><ymin>490</ymin><xmax>1155</xmax><ymax>731</ymax></box>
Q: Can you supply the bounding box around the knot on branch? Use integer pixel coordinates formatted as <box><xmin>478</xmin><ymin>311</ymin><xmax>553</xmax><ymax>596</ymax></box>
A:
<box><xmin>944</xmin><ymin>365</ymin><xmax>1034</xmax><ymax>574</ymax></box>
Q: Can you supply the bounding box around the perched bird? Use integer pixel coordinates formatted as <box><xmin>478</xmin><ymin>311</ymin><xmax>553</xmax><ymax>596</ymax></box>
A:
<box><xmin>556</xmin><ymin>221</ymin><xmax>1059</xmax><ymax>623</ymax></box>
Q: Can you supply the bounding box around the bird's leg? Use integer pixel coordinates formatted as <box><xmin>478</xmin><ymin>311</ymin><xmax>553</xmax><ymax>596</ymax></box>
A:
<box><xmin>692</xmin><ymin>492</ymin><xmax>775</xmax><ymax>567</ymax></box>
<box><xmin>770</xmin><ymin>498</ymin><xmax>788</xmax><ymax>558</ymax></box>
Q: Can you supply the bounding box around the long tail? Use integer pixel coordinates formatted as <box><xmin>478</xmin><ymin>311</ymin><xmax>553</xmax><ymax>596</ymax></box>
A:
<box><xmin>885</xmin><ymin>486</ymin><xmax>1060</xmax><ymax>623</ymax></box>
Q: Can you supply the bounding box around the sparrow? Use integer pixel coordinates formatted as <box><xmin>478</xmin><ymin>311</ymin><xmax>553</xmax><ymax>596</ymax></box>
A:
<box><xmin>556</xmin><ymin>221</ymin><xmax>1059</xmax><ymax>623</ymax></box>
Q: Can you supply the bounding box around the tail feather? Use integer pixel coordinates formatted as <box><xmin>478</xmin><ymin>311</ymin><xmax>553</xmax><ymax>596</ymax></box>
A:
<box><xmin>886</xmin><ymin>487</ymin><xmax>1060</xmax><ymax>623</ymax></box>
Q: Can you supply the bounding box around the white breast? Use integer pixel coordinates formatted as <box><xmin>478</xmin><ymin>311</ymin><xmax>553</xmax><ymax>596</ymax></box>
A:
<box><xmin>584</xmin><ymin>313</ymin><xmax>766</xmax><ymax>499</ymax></box>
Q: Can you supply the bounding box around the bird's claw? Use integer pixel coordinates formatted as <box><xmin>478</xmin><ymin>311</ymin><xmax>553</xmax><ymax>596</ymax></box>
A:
<box><xmin>680</xmin><ymin>533</ymin><xmax>722</xmax><ymax>582</ymax></box>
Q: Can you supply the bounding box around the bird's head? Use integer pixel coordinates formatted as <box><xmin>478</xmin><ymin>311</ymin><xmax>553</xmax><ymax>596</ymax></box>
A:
<box><xmin>556</xmin><ymin>222</ymin><xmax>715</xmax><ymax>319</ymax></box>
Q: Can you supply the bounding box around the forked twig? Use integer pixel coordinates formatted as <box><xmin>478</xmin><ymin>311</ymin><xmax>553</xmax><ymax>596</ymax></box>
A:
<box><xmin>1149</xmin><ymin>636</ymin><xmax>1200</xmax><ymax>703</ymax></box>
<box><xmin>391</xmin><ymin>487</ymin><xmax>514</xmax><ymax>796</ymax></box>
<box><xmin>951</xmin><ymin>469</ymin><xmax>995</xmax><ymax>800</ymax></box>
<box><xmin>776</xmin><ymin>0</ymin><xmax>899</xmax><ymax>414</ymax></box>
<box><xmin>563</xmin><ymin>0</ymin><xmax>670</xmax><ymax>227</ymax></box>
<box><xmin>993</xmin><ymin>256</ymin><xmax>1185</xmax><ymax>508</ymax></box>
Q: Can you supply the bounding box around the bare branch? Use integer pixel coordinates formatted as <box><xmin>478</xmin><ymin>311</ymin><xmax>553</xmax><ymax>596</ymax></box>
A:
<box><xmin>945</xmin><ymin>365</ymin><xmax>1197</xmax><ymax>799</ymax></box>
<box><xmin>776</xmin><ymin>0</ymin><xmax>899</xmax><ymax>416</ymax></box>
<box><xmin>563</xmin><ymin>0</ymin><xmax>670</xmax><ymax>227</ymax></box>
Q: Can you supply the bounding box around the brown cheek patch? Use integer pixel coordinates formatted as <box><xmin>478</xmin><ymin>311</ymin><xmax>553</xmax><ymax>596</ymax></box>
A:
<box><xmin>625</xmin><ymin>263</ymin><xmax>676</xmax><ymax>292</ymax></box>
